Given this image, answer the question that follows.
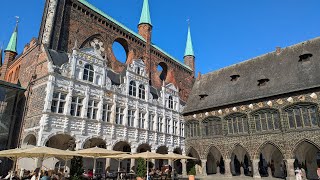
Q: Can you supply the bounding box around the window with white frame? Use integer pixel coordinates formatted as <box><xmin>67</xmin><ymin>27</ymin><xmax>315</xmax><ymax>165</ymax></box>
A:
<box><xmin>102</xmin><ymin>104</ymin><xmax>112</xmax><ymax>122</ymax></box>
<box><xmin>83</xmin><ymin>64</ymin><xmax>94</xmax><ymax>82</ymax></box>
<box><xmin>87</xmin><ymin>100</ymin><xmax>99</xmax><ymax>120</ymax></box>
<box><xmin>70</xmin><ymin>96</ymin><xmax>83</xmax><ymax>117</ymax></box>
<box><xmin>51</xmin><ymin>92</ymin><xmax>67</xmax><ymax>114</ymax></box>
<box><xmin>180</xmin><ymin>122</ymin><xmax>184</xmax><ymax>136</ymax></box>
<box><xmin>166</xmin><ymin>118</ymin><xmax>171</xmax><ymax>134</ymax></box>
<box><xmin>127</xmin><ymin>109</ymin><xmax>135</xmax><ymax>127</ymax></box>
<box><xmin>157</xmin><ymin>115</ymin><xmax>163</xmax><ymax>132</ymax></box>
<box><xmin>168</xmin><ymin>96</ymin><xmax>174</xmax><ymax>109</ymax></box>
<box><xmin>116</xmin><ymin>107</ymin><xmax>124</xmax><ymax>125</ymax></box>
<box><xmin>138</xmin><ymin>111</ymin><xmax>145</xmax><ymax>129</ymax></box>
<box><xmin>285</xmin><ymin>103</ymin><xmax>319</xmax><ymax>129</ymax></box>
<box><xmin>148</xmin><ymin>113</ymin><xmax>154</xmax><ymax>131</ymax></box>
<box><xmin>129</xmin><ymin>81</ymin><xmax>136</xmax><ymax>96</ymax></box>
<box><xmin>139</xmin><ymin>85</ymin><xmax>145</xmax><ymax>100</ymax></box>
<box><xmin>173</xmin><ymin>120</ymin><xmax>178</xmax><ymax>135</ymax></box>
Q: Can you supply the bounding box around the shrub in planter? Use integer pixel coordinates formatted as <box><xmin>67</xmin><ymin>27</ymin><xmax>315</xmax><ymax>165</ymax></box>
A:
<box><xmin>70</xmin><ymin>156</ymin><xmax>84</xmax><ymax>180</ymax></box>
<box><xmin>188</xmin><ymin>162</ymin><xmax>196</xmax><ymax>180</ymax></box>
<box><xmin>136</xmin><ymin>158</ymin><xmax>147</xmax><ymax>180</ymax></box>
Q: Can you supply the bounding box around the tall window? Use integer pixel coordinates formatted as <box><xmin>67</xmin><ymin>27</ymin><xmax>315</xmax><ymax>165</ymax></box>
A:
<box><xmin>127</xmin><ymin>110</ymin><xmax>135</xmax><ymax>127</ymax></box>
<box><xmin>226</xmin><ymin>113</ymin><xmax>249</xmax><ymax>134</ymax></box>
<box><xmin>253</xmin><ymin>109</ymin><xmax>280</xmax><ymax>132</ymax></box>
<box><xmin>138</xmin><ymin>112</ymin><xmax>145</xmax><ymax>129</ymax></box>
<box><xmin>116</xmin><ymin>107</ymin><xmax>124</xmax><ymax>125</ymax></box>
<box><xmin>173</xmin><ymin>120</ymin><xmax>178</xmax><ymax>135</ymax></box>
<box><xmin>102</xmin><ymin>104</ymin><xmax>112</xmax><ymax>122</ymax></box>
<box><xmin>202</xmin><ymin>117</ymin><xmax>222</xmax><ymax>136</ymax></box>
<box><xmin>70</xmin><ymin>96</ymin><xmax>83</xmax><ymax>117</ymax></box>
<box><xmin>139</xmin><ymin>85</ymin><xmax>145</xmax><ymax>99</ymax></box>
<box><xmin>285</xmin><ymin>104</ymin><xmax>319</xmax><ymax>129</ymax></box>
<box><xmin>129</xmin><ymin>81</ymin><xmax>136</xmax><ymax>96</ymax></box>
<box><xmin>168</xmin><ymin>96</ymin><xmax>174</xmax><ymax>109</ymax></box>
<box><xmin>51</xmin><ymin>92</ymin><xmax>67</xmax><ymax>114</ymax></box>
<box><xmin>87</xmin><ymin>100</ymin><xmax>99</xmax><ymax>120</ymax></box>
<box><xmin>180</xmin><ymin>122</ymin><xmax>184</xmax><ymax>137</ymax></box>
<box><xmin>166</xmin><ymin>118</ymin><xmax>171</xmax><ymax>134</ymax></box>
<box><xmin>148</xmin><ymin>114</ymin><xmax>154</xmax><ymax>131</ymax></box>
<box><xmin>187</xmin><ymin>120</ymin><xmax>200</xmax><ymax>138</ymax></box>
<box><xmin>157</xmin><ymin>116</ymin><xmax>163</xmax><ymax>132</ymax></box>
<box><xmin>83</xmin><ymin>64</ymin><xmax>94</xmax><ymax>82</ymax></box>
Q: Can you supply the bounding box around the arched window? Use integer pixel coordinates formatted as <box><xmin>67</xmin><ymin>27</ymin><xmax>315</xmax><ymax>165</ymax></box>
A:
<box><xmin>284</xmin><ymin>103</ymin><xmax>319</xmax><ymax>129</ymax></box>
<box><xmin>83</xmin><ymin>64</ymin><xmax>94</xmax><ymax>82</ymax></box>
<box><xmin>129</xmin><ymin>81</ymin><xmax>136</xmax><ymax>96</ymax></box>
<box><xmin>186</xmin><ymin>120</ymin><xmax>200</xmax><ymax>138</ymax></box>
<box><xmin>252</xmin><ymin>109</ymin><xmax>280</xmax><ymax>132</ymax></box>
<box><xmin>168</xmin><ymin>96</ymin><xmax>174</xmax><ymax>109</ymax></box>
<box><xmin>139</xmin><ymin>84</ymin><xmax>145</xmax><ymax>99</ymax></box>
<box><xmin>225</xmin><ymin>113</ymin><xmax>249</xmax><ymax>134</ymax></box>
<box><xmin>202</xmin><ymin>117</ymin><xmax>222</xmax><ymax>136</ymax></box>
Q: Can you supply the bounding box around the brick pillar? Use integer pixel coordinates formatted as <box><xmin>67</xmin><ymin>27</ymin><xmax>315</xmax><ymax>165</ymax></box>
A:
<box><xmin>285</xmin><ymin>159</ymin><xmax>296</xmax><ymax>180</ymax></box>
<box><xmin>252</xmin><ymin>159</ymin><xmax>261</xmax><ymax>179</ymax></box>
<box><xmin>0</xmin><ymin>51</ymin><xmax>17</xmax><ymax>80</ymax></box>
<box><xmin>224</xmin><ymin>159</ymin><xmax>232</xmax><ymax>178</ymax></box>
<box><xmin>201</xmin><ymin>159</ymin><xmax>207</xmax><ymax>176</ymax></box>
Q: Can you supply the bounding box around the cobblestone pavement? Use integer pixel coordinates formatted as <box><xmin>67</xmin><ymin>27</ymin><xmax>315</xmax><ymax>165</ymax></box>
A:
<box><xmin>194</xmin><ymin>175</ymin><xmax>284</xmax><ymax>180</ymax></box>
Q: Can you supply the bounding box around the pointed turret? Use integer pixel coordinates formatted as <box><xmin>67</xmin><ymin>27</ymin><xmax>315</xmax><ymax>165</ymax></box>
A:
<box><xmin>138</xmin><ymin>0</ymin><xmax>152</xmax><ymax>42</ymax></box>
<box><xmin>184</xmin><ymin>24</ymin><xmax>195</xmax><ymax>75</ymax></box>
<box><xmin>1</xmin><ymin>18</ymin><xmax>19</xmax><ymax>80</ymax></box>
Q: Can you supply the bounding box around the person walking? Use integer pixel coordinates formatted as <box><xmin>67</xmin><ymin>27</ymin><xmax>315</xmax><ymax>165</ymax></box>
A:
<box><xmin>295</xmin><ymin>167</ymin><xmax>302</xmax><ymax>180</ymax></box>
<box><xmin>317</xmin><ymin>167</ymin><xmax>320</xmax><ymax>180</ymax></box>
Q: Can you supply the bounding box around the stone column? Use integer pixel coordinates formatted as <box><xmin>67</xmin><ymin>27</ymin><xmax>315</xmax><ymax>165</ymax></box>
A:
<box><xmin>201</xmin><ymin>159</ymin><xmax>207</xmax><ymax>176</ymax></box>
<box><xmin>224</xmin><ymin>159</ymin><xmax>232</xmax><ymax>178</ymax></box>
<box><xmin>240</xmin><ymin>165</ymin><xmax>244</xmax><ymax>176</ymax></box>
<box><xmin>216</xmin><ymin>166</ymin><xmax>220</xmax><ymax>175</ymax></box>
<box><xmin>181</xmin><ymin>159</ymin><xmax>187</xmax><ymax>176</ymax></box>
<box><xmin>268</xmin><ymin>166</ymin><xmax>272</xmax><ymax>177</ymax></box>
<box><xmin>285</xmin><ymin>159</ymin><xmax>295</xmax><ymax>180</ymax></box>
<box><xmin>130</xmin><ymin>148</ymin><xmax>136</xmax><ymax>171</ymax></box>
<box><xmin>252</xmin><ymin>159</ymin><xmax>261</xmax><ymax>179</ymax></box>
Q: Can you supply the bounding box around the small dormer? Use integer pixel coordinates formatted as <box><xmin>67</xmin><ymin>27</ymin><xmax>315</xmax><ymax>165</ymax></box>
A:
<box><xmin>130</xmin><ymin>59</ymin><xmax>146</xmax><ymax>76</ymax></box>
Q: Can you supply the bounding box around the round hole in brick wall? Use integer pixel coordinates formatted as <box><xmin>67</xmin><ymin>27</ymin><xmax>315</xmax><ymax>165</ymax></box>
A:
<box><xmin>112</xmin><ymin>41</ymin><xmax>127</xmax><ymax>64</ymax></box>
<box><xmin>157</xmin><ymin>62</ymin><xmax>168</xmax><ymax>81</ymax></box>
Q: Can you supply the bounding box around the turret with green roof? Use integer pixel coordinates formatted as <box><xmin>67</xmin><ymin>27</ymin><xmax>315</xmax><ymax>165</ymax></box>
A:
<box><xmin>184</xmin><ymin>24</ymin><xmax>195</xmax><ymax>74</ymax></box>
<box><xmin>5</xmin><ymin>22</ymin><xmax>18</xmax><ymax>53</ymax></box>
<box><xmin>139</xmin><ymin>0</ymin><xmax>152</xmax><ymax>26</ymax></box>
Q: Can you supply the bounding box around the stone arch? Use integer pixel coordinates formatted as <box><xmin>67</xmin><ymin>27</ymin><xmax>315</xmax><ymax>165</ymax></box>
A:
<box><xmin>186</xmin><ymin>146</ymin><xmax>201</xmax><ymax>175</ymax></box>
<box><xmin>256</xmin><ymin>142</ymin><xmax>285</xmax><ymax>178</ymax></box>
<box><xmin>254</xmin><ymin>141</ymin><xmax>285</xmax><ymax>159</ymax></box>
<box><xmin>45</xmin><ymin>133</ymin><xmax>76</xmax><ymax>150</ymax></box>
<box><xmin>292</xmin><ymin>139</ymin><xmax>320</xmax><ymax>179</ymax></box>
<box><xmin>80</xmin><ymin>34</ymin><xmax>104</xmax><ymax>48</ymax></box>
<box><xmin>112</xmin><ymin>140</ymin><xmax>132</xmax><ymax>150</ymax></box>
<box><xmin>173</xmin><ymin>147</ymin><xmax>183</xmax><ymax>155</ymax></box>
<box><xmin>155</xmin><ymin>146</ymin><xmax>168</xmax><ymax>169</ymax></box>
<box><xmin>111</xmin><ymin>141</ymin><xmax>131</xmax><ymax>172</ymax></box>
<box><xmin>43</xmin><ymin>132</ymin><xmax>76</xmax><ymax>148</ymax></box>
<box><xmin>83</xmin><ymin>137</ymin><xmax>106</xmax><ymax>149</ymax></box>
<box><xmin>157</xmin><ymin>62</ymin><xmax>168</xmax><ymax>81</ymax></box>
<box><xmin>22</xmin><ymin>133</ymin><xmax>37</xmax><ymax>147</ymax></box>
<box><xmin>205</xmin><ymin>146</ymin><xmax>223</xmax><ymax>175</ymax></box>
<box><xmin>136</xmin><ymin>143</ymin><xmax>151</xmax><ymax>153</ymax></box>
<box><xmin>112</xmin><ymin>37</ymin><xmax>129</xmax><ymax>64</ymax></box>
<box><xmin>229</xmin><ymin>144</ymin><xmax>251</xmax><ymax>176</ymax></box>
<box><xmin>173</xmin><ymin>147</ymin><xmax>183</xmax><ymax>174</ymax></box>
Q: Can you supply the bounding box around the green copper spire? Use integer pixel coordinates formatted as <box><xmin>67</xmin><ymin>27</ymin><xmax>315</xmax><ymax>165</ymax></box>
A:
<box><xmin>184</xmin><ymin>25</ymin><xmax>194</xmax><ymax>57</ymax></box>
<box><xmin>139</xmin><ymin>0</ymin><xmax>152</xmax><ymax>26</ymax></box>
<box><xmin>5</xmin><ymin>19</ymin><xmax>18</xmax><ymax>53</ymax></box>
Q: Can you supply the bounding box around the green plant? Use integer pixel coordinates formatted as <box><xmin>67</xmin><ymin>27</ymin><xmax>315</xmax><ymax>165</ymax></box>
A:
<box><xmin>187</xmin><ymin>161</ymin><xmax>196</xmax><ymax>175</ymax></box>
<box><xmin>136</xmin><ymin>158</ymin><xmax>147</xmax><ymax>178</ymax></box>
<box><xmin>70</xmin><ymin>156</ymin><xmax>84</xmax><ymax>179</ymax></box>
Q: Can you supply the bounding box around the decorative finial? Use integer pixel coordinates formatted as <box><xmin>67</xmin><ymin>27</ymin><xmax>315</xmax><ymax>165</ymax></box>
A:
<box><xmin>187</xmin><ymin>18</ymin><xmax>190</xmax><ymax>26</ymax></box>
<box><xmin>15</xmin><ymin>16</ymin><xmax>19</xmax><ymax>24</ymax></box>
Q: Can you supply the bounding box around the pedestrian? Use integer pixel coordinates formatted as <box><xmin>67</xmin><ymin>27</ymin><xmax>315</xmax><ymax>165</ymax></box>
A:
<box><xmin>295</xmin><ymin>167</ymin><xmax>302</xmax><ymax>180</ymax></box>
<box><xmin>317</xmin><ymin>167</ymin><xmax>320</xmax><ymax>180</ymax></box>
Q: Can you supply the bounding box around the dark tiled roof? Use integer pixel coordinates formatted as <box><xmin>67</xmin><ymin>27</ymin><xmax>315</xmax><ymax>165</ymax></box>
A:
<box><xmin>184</xmin><ymin>37</ymin><xmax>320</xmax><ymax>114</ymax></box>
<box><xmin>107</xmin><ymin>70</ymin><xmax>121</xmax><ymax>85</ymax></box>
<box><xmin>46</xmin><ymin>49</ymin><xmax>69</xmax><ymax>67</ymax></box>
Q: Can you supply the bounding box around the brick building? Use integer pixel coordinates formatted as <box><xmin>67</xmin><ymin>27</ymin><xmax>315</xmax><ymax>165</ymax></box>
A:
<box><xmin>0</xmin><ymin>0</ymin><xmax>195</xmax><ymax>173</ymax></box>
<box><xmin>183</xmin><ymin>37</ymin><xmax>320</xmax><ymax>179</ymax></box>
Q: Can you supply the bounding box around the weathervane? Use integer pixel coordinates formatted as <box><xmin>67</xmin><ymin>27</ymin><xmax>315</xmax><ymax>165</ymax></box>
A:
<box><xmin>15</xmin><ymin>16</ymin><xmax>20</xmax><ymax>24</ymax></box>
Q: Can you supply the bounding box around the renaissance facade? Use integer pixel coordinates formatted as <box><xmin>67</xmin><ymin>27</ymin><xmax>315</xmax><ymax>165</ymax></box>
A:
<box><xmin>183</xmin><ymin>37</ymin><xmax>320</xmax><ymax>180</ymax></box>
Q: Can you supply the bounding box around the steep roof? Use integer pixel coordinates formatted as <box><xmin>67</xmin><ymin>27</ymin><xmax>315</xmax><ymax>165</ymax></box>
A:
<box><xmin>46</xmin><ymin>48</ymin><xmax>69</xmax><ymax>67</ymax></box>
<box><xmin>5</xmin><ymin>24</ymin><xmax>18</xmax><ymax>53</ymax></box>
<box><xmin>139</xmin><ymin>0</ymin><xmax>152</xmax><ymax>26</ymax></box>
<box><xmin>184</xmin><ymin>25</ymin><xmax>194</xmax><ymax>57</ymax></box>
<box><xmin>184</xmin><ymin>37</ymin><xmax>320</xmax><ymax>114</ymax></box>
<box><xmin>77</xmin><ymin>0</ymin><xmax>191</xmax><ymax>71</ymax></box>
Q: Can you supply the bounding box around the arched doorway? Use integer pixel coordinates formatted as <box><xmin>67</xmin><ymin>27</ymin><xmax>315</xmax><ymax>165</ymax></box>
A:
<box><xmin>230</xmin><ymin>145</ymin><xmax>250</xmax><ymax>176</ymax></box>
<box><xmin>155</xmin><ymin>146</ymin><xmax>168</xmax><ymax>169</ymax></box>
<box><xmin>22</xmin><ymin>134</ymin><xmax>37</xmax><ymax>147</ymax></box>
<box><xmin>136</xmin><ymin>144</ymin><xmax>152</xmax><ymax>169</ymax></box>
<box><xmin>112</xmin><ymin>141</ymin><xmax>131</xmax><ymax>172</ymax></box>
<box><xmin>46</xmin><ymin>134</ymin><xmax>76</xmax><ymax>150</ymax></box>
<box><xmin>173</xmin><ymin>148</ymin><xmax>183</xmax><ymax>174</ymax></box>
<box><xmin>206</xmin><ymin>146</ymin><xmax>223</xmax><ymax>175</ymax></box>
<box><xmin>258</xmin><ymin>143</ymin><xmax>284</xmax><ymax>178</ymax></box>
<box><xmin>186</xmin><ymin>147</ymin><xmax>201</xmax><ymax>175</ymax></box>
<box><xmin>83</xmin><ymin>138</ymin><xmax>106</xmax><ymax>174</ymax></box>
<box><xmin>294</xmin><ymin>141</ymin><xmax>320</xmax><ymax>179</ymax></box>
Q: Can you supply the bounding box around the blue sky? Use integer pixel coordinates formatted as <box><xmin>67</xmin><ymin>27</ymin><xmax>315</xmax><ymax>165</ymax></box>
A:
<box><xmin>1</xmin><ymin>0</ymin><xmax>320</xmax><ymax>75</ymax></box>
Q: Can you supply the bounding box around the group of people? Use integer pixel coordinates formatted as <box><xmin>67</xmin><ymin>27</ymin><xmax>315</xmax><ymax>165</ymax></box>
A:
<box><xmin>0</xmin><ymin>169</ymin><xmax>68</xmax><ymax>180</ymax></box>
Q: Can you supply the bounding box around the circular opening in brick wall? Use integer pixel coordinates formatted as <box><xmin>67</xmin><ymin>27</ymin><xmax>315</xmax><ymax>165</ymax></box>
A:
<box><xmin>157</xmin><ymin>62</ymin><xmax>168</xmax><ymax>81</ymax></box>
<box><xmin>112</xmin><ymin>38</ymin><xmax>129</xmax><ymax>64</ymax></box>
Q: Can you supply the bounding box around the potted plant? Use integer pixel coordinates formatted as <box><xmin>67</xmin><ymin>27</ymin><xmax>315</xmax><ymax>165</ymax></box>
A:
<box><xmin>136</xmin><ymin>158</ymin><xmax>147</xmax><ymax>180</ymax></box>
<box><xmin>188</xmin><ymin>164</ymin><xmax>196</xmax><ymax>180</ymax></box>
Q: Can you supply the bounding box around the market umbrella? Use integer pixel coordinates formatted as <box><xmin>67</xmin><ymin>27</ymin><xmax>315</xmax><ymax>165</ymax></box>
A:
<box><xmin>103</xmin><ymin>154</ymin><xmax>131</xmax><ymax>180</ymax></box>
<box><xmin>164</xmin><ymin>153</ymin><xmax>197</xmax><ymax>179</ymax></box>
<box><xmin>76</xmin><ymin>147</ymin><xmax>127</xmax><ymax>176</ymax></box>
<box><xmin>122</xmin><ymin>151</ymin><xmax>167</xmax><ymax>179</ymax></box>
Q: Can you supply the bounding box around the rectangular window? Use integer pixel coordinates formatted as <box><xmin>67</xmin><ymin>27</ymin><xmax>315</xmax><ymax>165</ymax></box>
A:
<box><xmin>51</xmin><ymin>92</ymin><xmax>67</xmax><ymax>114</ymax></box>
<box><xmin>127</xmin><ymin>110</ymin><xmax>135</xmax><ymax>127</ymax></box>
<box><xmin>102</xmin><ymin>104</ymin><xmax>112</xmax><ymax>122</ymax></box>
<box><xmin>116</xmin><ymin>107</ymin><xmax>124</xmax><ymax>125</ymax></box>
<box><xmin>138</xmin><ymin>112</ymin><xmax>145</xmax><ymax>129</ymax></box>
<box><xmin>70</xmin><ymin>96</ymin><xmax>83</xmax><ymax>117</ymax></box>
<box><xmin>180</xmin><ymin>122</ymin><xmax>184</xmax><ymax>137</ymax></box>
<box><xmin>157</xmin><ymin>116</ymin><xmax>163</xmax><ymax>132</ymax></box>
<box><xmin>166</xmin><ymin>118</ymin><xmax>171</xmax><ymax>134</ymax></box>
<box><xmin>148</xmin><ymin>114</ymin><xmax>154</xmax><ymax>131</ymax></box>
<box><xmin>87</xmin><ymin>100</ymin><xmax>99</xmax><ymax>120</ymax></box>
<box><xmin>173</xmin><ymin>120</ymin><xmax>178</xmax><ymax>135</ymax></box>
